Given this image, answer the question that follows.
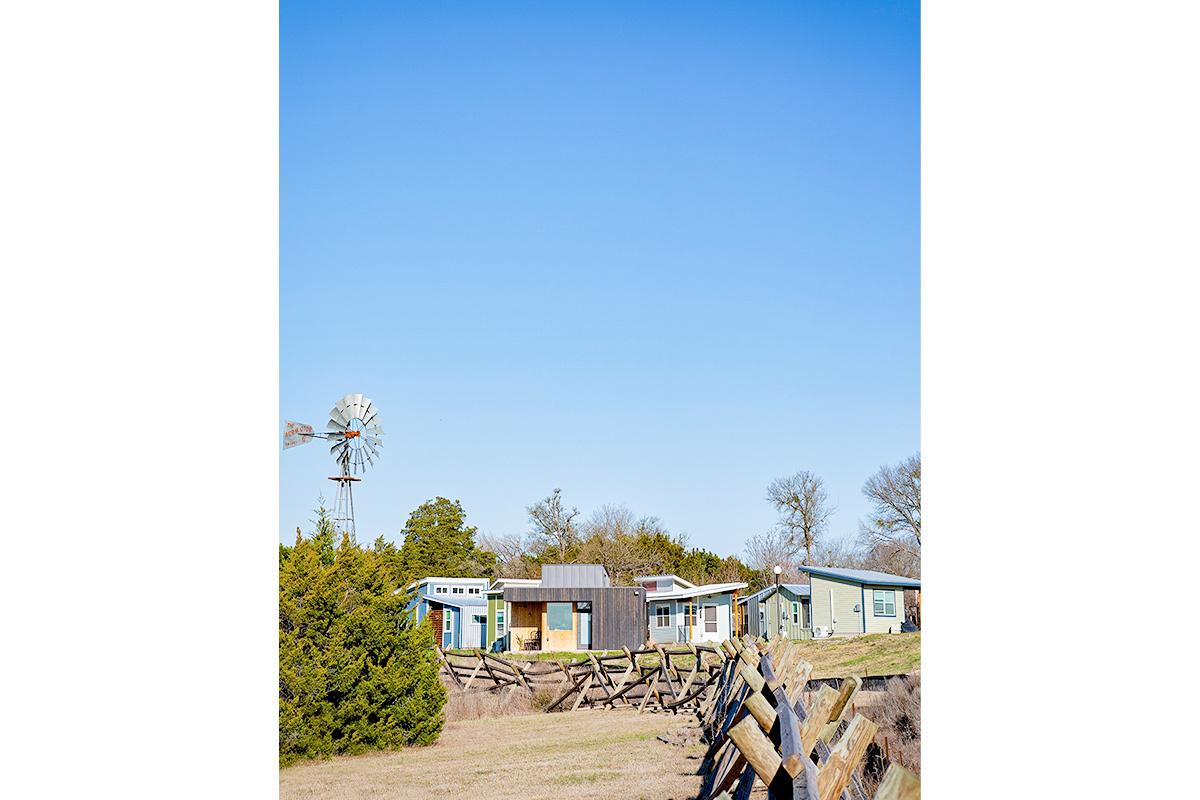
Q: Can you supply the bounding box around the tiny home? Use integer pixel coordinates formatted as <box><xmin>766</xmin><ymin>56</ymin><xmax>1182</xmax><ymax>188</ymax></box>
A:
<box><xmin>739</xmin><ymin>583</ymin><xmax>812</xmax><ymax>640</ymax></box>
<box><xmin>804</xmin><ymin>566</ymin><xmax>920</xmax><ymax>636</ymax></box>
<box><xmin>640</xmin><ymin>574</ymin><xmax>748</xmax><ymax>644</ymax></box>
<box><xmin>483</xmin><ymin>577</ymin><xmax>540</xmax><ymax>652</ymax></box>
<box><xmin>408</xmin><ymin>577</ymin><xmax>490</xmax><ymax>649</ymax></box>
<box><xmin>502</xmin><ymin>564</ymin><xmax>647</xmax><ymax>652</ymax></box>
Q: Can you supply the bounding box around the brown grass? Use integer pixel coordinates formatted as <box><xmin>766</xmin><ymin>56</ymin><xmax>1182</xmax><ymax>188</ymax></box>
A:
<box><xmin>279</xmin><ymin>709</ymin><xmax>706</xmax><ymax>800</ymax></box>
<box><xmin>788</xmin><ymin>633</ymin><xmax>920</xmax><ymax>678</ymax></box>
<box><xmin>442</xmin><ymin>681</ymin><xmax>567</xmax><ymax>721</ymax></box>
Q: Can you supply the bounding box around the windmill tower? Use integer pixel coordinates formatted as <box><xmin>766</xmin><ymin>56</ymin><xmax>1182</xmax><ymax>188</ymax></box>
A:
<box><xmin>283</xmin><ymin>393</ymin><xmax>384</xmax><ymax>538</ymax></box>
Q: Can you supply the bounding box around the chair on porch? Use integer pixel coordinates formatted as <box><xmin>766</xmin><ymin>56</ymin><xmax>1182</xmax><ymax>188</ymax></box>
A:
<box><xmin>521</xmin><ymin>628</ymin><xmax>541</xmax><ymax>651</ymax></box>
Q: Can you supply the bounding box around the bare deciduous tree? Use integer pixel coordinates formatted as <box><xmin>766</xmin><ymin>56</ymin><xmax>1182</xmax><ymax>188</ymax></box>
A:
<box><xmin>743</xmin><ymin>528</ymin><xmax>803</xmax><ymax>586</ymax></box>
<box><xmin>766</xmin><ymin>471</ymin><xmax>835</xmax><ymax>565</ymax></box>
<box><xmin>810</xmin><ymin>536</ymin><xmax>866</xmax><ymax>569</ymax></box>
<box><xmin>861</xmin><ymin>454</ymin><xmax>921</xmax><ymax>558</ymax></box>
<box><xmin>526</xmin><ymin>488</ymin><xmax>580</xmax><ymax>562</ymax></box>
<box><xmin>476</xmin><ymin>532</ymin><xmax>536</xmax><ymax>578</ymax></box>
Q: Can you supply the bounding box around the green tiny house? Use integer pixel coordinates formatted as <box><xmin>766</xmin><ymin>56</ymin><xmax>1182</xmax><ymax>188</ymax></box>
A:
<box><xmin>803</xmin><ymin>566</ymin><xmax>920</xmax><ymax>636</ymax></box>
<box><xmin>740</xmin><ymin>584</ymin><xmax>812</xmax><ymax>640</ymax></box>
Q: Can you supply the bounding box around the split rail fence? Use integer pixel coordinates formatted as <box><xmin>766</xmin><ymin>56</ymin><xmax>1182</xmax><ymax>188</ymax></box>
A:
<box><xmin>695</xmin><ymin>635</ymin><xmax>919</xmax><ymax>800</ymax></box>
<box><xmin>437</xmin><ymin>644</ymin><xmax>725</xmax><ymax>713</ymax></box>
<box><xmin>438</xmin><ymin>635</ymin><xmax>920</xmax><ymax>798</ymax></box>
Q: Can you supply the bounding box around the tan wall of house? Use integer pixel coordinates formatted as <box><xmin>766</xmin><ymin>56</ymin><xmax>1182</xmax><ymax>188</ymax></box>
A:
<box><xmin>810</xmin><ymin>575</ymin><xmax>865</xmax><ymax>636</ymax></box>
<box><xmin>863</xmin><ymin>585</ymin><xmax>907</xmax><ymax>634</ymax></box>
<box><xmin>509</xmin><ymin>601</ymin><xmax>541</xmax><ymax>651</ymax></box>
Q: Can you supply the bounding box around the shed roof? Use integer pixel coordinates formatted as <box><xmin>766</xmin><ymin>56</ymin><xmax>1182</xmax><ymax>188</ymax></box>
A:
<box><xmin>484</xmin><ymin>578</ymin><xmax>541</xmax><ymax>595</ymax></box>
<box><xmin>646</xmin><ymin>581</ymin><xmax>748</xmax><ymax>601</ymax></box>
<box><xmin>425</xmin><ymin>595</ymin><xmax>489</xmax><ymax>609</ymax></box>
<box><xmin>802</xmin><ymin>566</ymin><xmax>921</xmax><ymax>588</ymax></box>
<box><xmin>737</xmin><ymin>583</ymin><xmax>811</xmax><ymax>604</ymax></box>
<box><xmin>541</xmin><ymin>563</ymin><xmax>611</xmax><ymax>588</ymax></box>
<box><xmin>404</xmin><ymin>576</ymin><xmax>490</xmax><ymax>591</ymax></box>
<box><xmin>634</xmin><ymin>574</ymin><xmax>696</xmax><ymax>588</ymax></box>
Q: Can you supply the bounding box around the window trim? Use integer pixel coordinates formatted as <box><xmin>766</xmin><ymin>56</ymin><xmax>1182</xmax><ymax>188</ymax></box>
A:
<box><xmin>443</xmin><ymin>612</ymin><xmax>453</xmax><ymax>632</ymax></box>
<box><xmin>451</xmin><ymin>586</ymin><xmax>465</xmax><ymax>595</ymax></box>
<box><xmin>496</xmin><ymin>610</ymin><xmax>506</xmax><ymax>634</ymax></box>
<box><xmin>654</xmin><ymin>604</ymin><xmax>671</xmax><ymax>629</ymax></box>
<box><xmin>872</xmin><ymin>589</ymin><xmax>897</xmax><ymax>617</ymax></box>
<box><xmin>434</xmin><ymin>585</ymin><xmax>449</xmax><ymax>595</ymax></box>
<box><xmin>791</xmin><ymin>601</ymin><xmax>801</xmax><ymax>625</ymax></box>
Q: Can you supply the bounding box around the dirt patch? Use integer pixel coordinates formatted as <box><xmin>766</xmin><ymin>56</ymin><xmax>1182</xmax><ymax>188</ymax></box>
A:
<box><xmin>279</xmin><ymin>709</ymin><xmax>706</xmax><ymax>800</ymax></box>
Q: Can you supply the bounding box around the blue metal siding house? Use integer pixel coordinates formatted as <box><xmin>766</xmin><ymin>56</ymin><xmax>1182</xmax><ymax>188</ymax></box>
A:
<box><xmin>408</xmin><ymin>577</ymin><xmax>490</xmax><ymax>649</ymax></box>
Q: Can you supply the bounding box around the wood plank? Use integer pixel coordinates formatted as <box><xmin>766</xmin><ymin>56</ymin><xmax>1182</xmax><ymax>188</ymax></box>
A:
<box><xmin>726</xmin><ymin>714</ymin><xmax>781</xmax><ymax>786</ymax></box>
<box><xmin>571</xmin><ymin>673</ymin><xmax>595</xmax><ymax>711</ymax></box>
<box><xmin>817</xmin><ymin>715</ymin><xmax>878</xmax><ymax>800</ymax></box>
<box><xmin>819</xmin><ymin>677</ymin><xmax>861</xmax><ymax>744</ymax></box>
<box><xmin>800</xmin><ymin>686</ymin><xmax>840</xmax><ymax>755</ymax></box>
<box><xmin>873</xmin><ymin>764</ymin><xmax>920</xmax><ymax>800</ymax></box>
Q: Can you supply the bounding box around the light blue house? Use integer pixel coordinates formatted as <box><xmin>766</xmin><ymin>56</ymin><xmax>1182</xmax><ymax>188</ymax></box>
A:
<box><xmin>638</xmin><ymin>574</ymin><xmax>748</xmax><ymax>644</ymax></box>
<box><xmin>407</xmin><ymin>577</ymin><xmax>490</xmax><ymax>649</ymax></box>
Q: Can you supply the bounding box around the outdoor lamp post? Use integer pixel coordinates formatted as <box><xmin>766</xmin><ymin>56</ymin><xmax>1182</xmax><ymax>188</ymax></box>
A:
<box><xmin>773</xmin><ymin>565</ymin><xmax>785</xmax><ymax>637</ymax></box>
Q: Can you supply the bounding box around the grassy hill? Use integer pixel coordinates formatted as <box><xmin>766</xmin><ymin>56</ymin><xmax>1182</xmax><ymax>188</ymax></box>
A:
<box><xmin>793</xmin><ymin>633</ymin><xmax>921</xmax><ymax>678</ymax></box>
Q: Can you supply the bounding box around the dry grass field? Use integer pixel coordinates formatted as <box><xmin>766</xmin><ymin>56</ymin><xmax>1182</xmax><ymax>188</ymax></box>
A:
<box><xmin>450</xmin><ymin>633</ymin><xmax>920</xmax><ymax>679</ymax></box>
<box><xmin>279</xmin><ymin>709</ymin><xmax>706</xmax><ymax>800</ymax></box>
<box><xmin>792</xmin><ymin>633</ymin><xmax>921</xmax><ymax>678</ymax></box>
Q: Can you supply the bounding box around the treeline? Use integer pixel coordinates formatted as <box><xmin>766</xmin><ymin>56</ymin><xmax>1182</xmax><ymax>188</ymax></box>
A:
<box><xmin>480</xmin><ymin>490</ymin><xmax>763</xmax><ymax>590</ymax></box>
<box><xmin>340</xmin><ymin>451</ymin><xmax>920</xmax><ymax>596</ymax></box>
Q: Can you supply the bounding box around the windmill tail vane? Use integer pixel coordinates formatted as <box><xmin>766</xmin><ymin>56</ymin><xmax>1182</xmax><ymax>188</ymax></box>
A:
<box><xmin>283</xmin><ymin>393</ymin><xmax>385</xmax><ymax>539</ymax></box>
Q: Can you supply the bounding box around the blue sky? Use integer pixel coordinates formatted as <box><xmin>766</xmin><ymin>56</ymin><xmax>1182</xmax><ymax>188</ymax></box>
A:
<box><xmin>280</xmin><ymin>1</ymin><xmax>919</xmax><ymax>557</ymax></box>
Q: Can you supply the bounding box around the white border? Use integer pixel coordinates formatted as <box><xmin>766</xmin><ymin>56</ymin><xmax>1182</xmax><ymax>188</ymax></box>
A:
<box><xmin>1</xmin><ymin>2</ymin><xmax>278</xmax><ymax>795</ymax></box>
<box><xmin>925</xmin><ymin>1</ymin><xmax>1199</xmax><ymax>795</ymax></box>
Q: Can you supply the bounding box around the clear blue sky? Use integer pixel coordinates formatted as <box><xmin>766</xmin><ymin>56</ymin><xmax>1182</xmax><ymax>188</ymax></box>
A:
<box><xmin>280</xmin><ymin>1</ymin><xmax>919</xmax><ymax>559</ymax></box>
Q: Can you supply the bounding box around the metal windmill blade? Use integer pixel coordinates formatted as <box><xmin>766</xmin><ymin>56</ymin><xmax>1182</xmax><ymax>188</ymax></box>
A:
<box><xmin>325</xmin><ymin>393</ymin><xmax>384</xmax><ymax>476</ymax></box>
<box><xmin>284</xmin><ymin>393</ymin><xmax>385</xmax><ymax>540</ymax></box>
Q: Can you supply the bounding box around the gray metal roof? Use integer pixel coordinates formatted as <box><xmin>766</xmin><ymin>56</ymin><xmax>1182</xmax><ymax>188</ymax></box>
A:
<box><xmin>426</xmin><ymin>595</ymin><xmax>488</xmax><ymax>608</ymax></box>
<box><xmin>738</xmin><ymin>583</ymin><xmax>811</xmax><ymax>604</ymax></box>
<box><xmin>540</xmin><ymin>563</ymin><xmax>611</xmax><ymax>588</ymax></box>
<box><xmin>802</xmin><ymin>566</ymin><xmax>921</xmax><ymax>588</ymax></box>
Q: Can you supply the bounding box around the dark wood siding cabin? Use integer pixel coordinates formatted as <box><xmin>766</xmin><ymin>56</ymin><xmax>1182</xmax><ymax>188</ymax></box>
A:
<box><xmin>503</xmin><ymin>564</ymin><xmax>647</xmax><ymax>652</ymax></box>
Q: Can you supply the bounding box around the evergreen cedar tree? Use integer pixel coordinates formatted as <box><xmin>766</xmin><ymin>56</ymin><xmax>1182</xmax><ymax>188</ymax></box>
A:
<box><xmin>279</xmin><ymin>509</ymin><xmax>446</xmax><ymax>766</ymax></box>
<box><xmin>397</xmin><ymin>497</ymin><xmax>496</xmax><ymax>584</ymax></box>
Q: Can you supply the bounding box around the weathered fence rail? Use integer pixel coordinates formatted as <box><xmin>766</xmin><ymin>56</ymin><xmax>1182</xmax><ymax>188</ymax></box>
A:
<box><xmin>694</xmin><ymin>634</ymin><xmax>920</xmax><ymax>800</ymax></box>
<box><xmin>437</xmin><ymin>635</ymin><xmax>920</xmax><ymax>798</ymax></box>
<box><xmin>436</xmin><ymin>644</ymin><xmax>727</xmax><ymax>714</ymax></box>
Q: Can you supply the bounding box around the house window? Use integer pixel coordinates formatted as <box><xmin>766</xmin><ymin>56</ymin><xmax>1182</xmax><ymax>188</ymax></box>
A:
<box><xmin>684</xmin><ymin>604</ymin><xmax>697</xmax><ymax>628</ymax></box>
<box><xmin>435</xmin><ymin>585</ymin><xmax>449</xmax><ymax>594</ymax></box>
<box><xmin>472</xmin><ymin>614</ymin><xmax>486</xmax><ymax>624</ymax></box>
<box><xmin>496</xmin><ymin>610</ymin><xmax>506</xmax><ymax>634</ymax></box>
<box><xmin>873</xmin><ymin>590</ymin><xmax>896</xmax><ymax>617</ymax></box>
<box><xmin>547</xmin><ymin>602</ymin><xmax>572</xmax><ymax>631</ymax></box>
<box><xmin>655</xmin><ymin>604</ymin><xmax>671</xmax><ymax>628</ymax></box>
<box><xmin>791</xmin><ymin>601</ymin><xmax>801</xmax><ymax>625</ymax></box>
<box><xmin>468</xmin><ymin>587</ymin><xmax>481</xmax><ymax>595</ymax></box>
<box><xmin>443</xmin><ymin>613</ymin><xmax>453</xmax><ymax>632</ymax></box>
<box><xmin>452</xmin><ymin>586</ymin><xmax>464</xmax><ymax>595</ymax></box>
<box><xmin>758</xmin><ymin>608</ymin><xmax>766</xmax><ymax>629</ymax></box>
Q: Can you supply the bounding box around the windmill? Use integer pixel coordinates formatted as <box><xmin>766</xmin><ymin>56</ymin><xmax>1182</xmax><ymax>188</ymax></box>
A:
<box><xmin>283</xmin><ymin>393</ymin><xmax>384</xmax><ymax>538</ymax></box>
